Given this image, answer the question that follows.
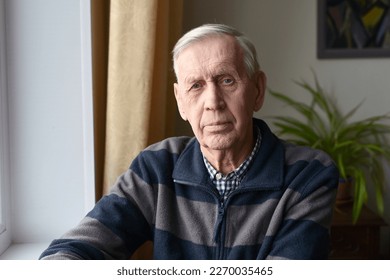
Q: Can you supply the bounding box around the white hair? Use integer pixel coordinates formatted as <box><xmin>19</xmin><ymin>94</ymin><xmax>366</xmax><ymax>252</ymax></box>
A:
<box><xmin>172</xmin><ymin>23</ymin><xmax>260</xmax><ymax>79</ymax></box>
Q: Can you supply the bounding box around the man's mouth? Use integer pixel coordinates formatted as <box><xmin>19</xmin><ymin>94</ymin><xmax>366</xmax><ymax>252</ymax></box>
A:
<box><xmin>203</xmin><ymin>122</ymin><xmax>232</xmax><ymax>132</ymax></box>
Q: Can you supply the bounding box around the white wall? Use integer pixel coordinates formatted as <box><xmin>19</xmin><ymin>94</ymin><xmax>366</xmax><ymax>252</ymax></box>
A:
<box><xmin>5</xmin><ymin>0</ymin><xmax>94</xmax><ymax>244</ymax></box>
<box><xmin>182</xmin><ymin>0</ymin><xmax>390</xmax><ymax>222</ymax></box>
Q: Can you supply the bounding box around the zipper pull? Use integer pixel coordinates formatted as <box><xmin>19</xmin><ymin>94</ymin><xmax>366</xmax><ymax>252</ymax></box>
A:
<box><xmin>213</xmin><ymin>205</ymin><xmax>225</xmax><ymax>243</ymax></box>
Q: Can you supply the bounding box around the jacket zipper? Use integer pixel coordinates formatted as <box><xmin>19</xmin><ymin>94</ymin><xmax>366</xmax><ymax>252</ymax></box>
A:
<box><xmin>173</xmin><ymin>179</ymin><xmax>279</xmax><ymax>258</ymax></box>
<box><xmin>214</xmin><ymin>188</ymin><xmax>257</xmax><ymax>259</ymax></box>
<box><xmin>215</xmin><ymin>199</ymin><xmax>226</xmax><ymax>259</ymax></box>
<box><xmin>173</xmin><ymin>179</ymin><xmax>226</xmax><ymax>259</ymax></box>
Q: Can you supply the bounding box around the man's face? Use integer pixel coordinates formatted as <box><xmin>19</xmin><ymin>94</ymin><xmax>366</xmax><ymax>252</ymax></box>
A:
<box><xmin>174</xmin><ymin>35</ymin><xmax>266</xmax><ymax>154</ymax></box>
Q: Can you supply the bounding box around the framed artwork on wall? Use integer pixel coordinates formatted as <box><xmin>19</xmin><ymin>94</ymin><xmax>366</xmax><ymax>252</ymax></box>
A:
<box><xmin>317</xmin><ymin>0</ymin><xmax>390</xmax><ymax>58</ymax></box>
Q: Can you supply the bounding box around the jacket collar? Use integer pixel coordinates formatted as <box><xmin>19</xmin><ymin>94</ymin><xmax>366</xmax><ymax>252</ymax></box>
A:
<box><xmin>172</xmin><ymin>118</ymin><xmax>285</xmax><ymax>190</ymax></box>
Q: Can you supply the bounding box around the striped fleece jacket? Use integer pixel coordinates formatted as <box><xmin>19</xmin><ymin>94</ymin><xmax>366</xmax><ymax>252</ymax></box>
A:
<box><xmin>40</xmin><ymin>118</ymin><xmax>339</xmax><ymax>260</ymax></box>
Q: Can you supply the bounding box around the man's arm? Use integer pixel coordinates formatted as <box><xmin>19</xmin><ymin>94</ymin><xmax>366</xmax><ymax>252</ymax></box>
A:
<box><xmin>39</xmin><ymin>169</ymin><xmax>154</xmax><ymax>260</ymax></box>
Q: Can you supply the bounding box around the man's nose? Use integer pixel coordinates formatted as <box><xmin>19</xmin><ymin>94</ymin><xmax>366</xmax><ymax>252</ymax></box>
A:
<box><xmin>204</xmin><ymin>83</ymin><xmax>226</xmax><ymax>111</ymax></box>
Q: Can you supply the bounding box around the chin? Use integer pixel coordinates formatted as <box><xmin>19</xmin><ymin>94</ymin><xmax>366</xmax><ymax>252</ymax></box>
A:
<box><xmin>202</xmin><ymin>134</ymin><xmax>237</xmax><ymax>151</ymax></box>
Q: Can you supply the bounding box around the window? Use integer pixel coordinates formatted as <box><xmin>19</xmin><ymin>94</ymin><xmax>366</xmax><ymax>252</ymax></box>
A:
<box><xmin>0</xmin><ymin>0</ymin><xmax>11</xmax><ymax>255</ymax></box>
<box><xmin>0</xmin><ymin>0</ymin><xmax>94</xmax><ymax>258</ymax></box>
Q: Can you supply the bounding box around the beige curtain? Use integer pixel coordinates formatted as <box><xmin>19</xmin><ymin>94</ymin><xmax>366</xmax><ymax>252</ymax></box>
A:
<box><xmin>92</xmin><ymin>0</ymin><xmax>183</xmax><ymax>259</ymax></box>
<box><xmin>103</xmin><ymin>0</ymin><xmax>183</xmax><ymax>195</ymax></box>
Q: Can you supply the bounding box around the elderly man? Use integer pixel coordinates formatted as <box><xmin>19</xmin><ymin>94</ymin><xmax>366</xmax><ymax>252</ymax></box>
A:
<box><xmin>40</xmin><ymin>24</ymin><xmax>339</xmax><ymax>260</ymax></box>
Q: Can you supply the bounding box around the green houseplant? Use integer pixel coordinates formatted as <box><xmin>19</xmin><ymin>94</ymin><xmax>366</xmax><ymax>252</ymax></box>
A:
<box><xmin>268</xmin><ymin>75</ymin><xmax>390</xmax><ymax>223</ymax></box>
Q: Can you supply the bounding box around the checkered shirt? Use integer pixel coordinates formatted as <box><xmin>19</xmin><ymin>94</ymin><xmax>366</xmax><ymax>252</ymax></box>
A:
<box><xmin>203</xmin><ymin>128</ymin><xmax>261</xmax><ymax>202</ymax></box>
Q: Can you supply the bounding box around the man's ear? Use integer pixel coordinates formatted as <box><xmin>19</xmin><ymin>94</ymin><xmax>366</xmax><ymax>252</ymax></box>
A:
<box><xmin>253</xmin><ymin>71</ymin><xmax>267</xmax><ymax>112</ymax></box>
<box><xmin>174</xmin><ymin>83</ymin><xmax>188</xmax><ymax>121</ymax></box>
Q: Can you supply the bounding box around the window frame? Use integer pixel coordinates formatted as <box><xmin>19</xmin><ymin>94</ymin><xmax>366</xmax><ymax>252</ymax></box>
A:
<box><xmin>0</xmin><ymin>0</ymin><xmax>11</xmax><ymax>255</ymax></box>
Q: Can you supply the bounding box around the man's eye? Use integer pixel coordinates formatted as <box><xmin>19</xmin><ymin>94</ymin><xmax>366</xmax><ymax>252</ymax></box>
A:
<box><xmin>190</xmin><ymin>82</ymin><xmax>202</xmax><ymax>90</ymax></box>
<box><xmin>221</xmin><ymin>78</ymin><xmax>234</xmax><ymax>85</ymax></box>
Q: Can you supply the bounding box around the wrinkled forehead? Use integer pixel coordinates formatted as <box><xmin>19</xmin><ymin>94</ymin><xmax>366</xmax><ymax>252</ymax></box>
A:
<box><xmin>175</xmin><ymin>35</ymin><xmax>245</xmax><ymax>80</ymax></box>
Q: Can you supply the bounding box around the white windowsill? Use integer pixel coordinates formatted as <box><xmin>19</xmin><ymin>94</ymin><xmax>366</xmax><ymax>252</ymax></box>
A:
<box><xmin>0</xmin><ymin>242</ymin><xmax>49</xmax><ymax>260</ymax></box>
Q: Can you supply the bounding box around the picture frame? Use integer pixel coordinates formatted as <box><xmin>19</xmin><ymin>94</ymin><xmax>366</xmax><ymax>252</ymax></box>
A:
<box><xmin>317</xmin><ymin>0</ymin><xmax>390</xmax><ymax>58</ymax></box>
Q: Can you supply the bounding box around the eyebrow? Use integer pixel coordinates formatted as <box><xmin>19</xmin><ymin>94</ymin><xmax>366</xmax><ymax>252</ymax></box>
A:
<box><xmin>183</xmin><ymin>67</ymin><xmax>238</xmax><ymax>84</ymax></box>
<box><xmin>183</xmin><ymin>76</ymin><xmax>200</xmax><ymax>85</ymax></box>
